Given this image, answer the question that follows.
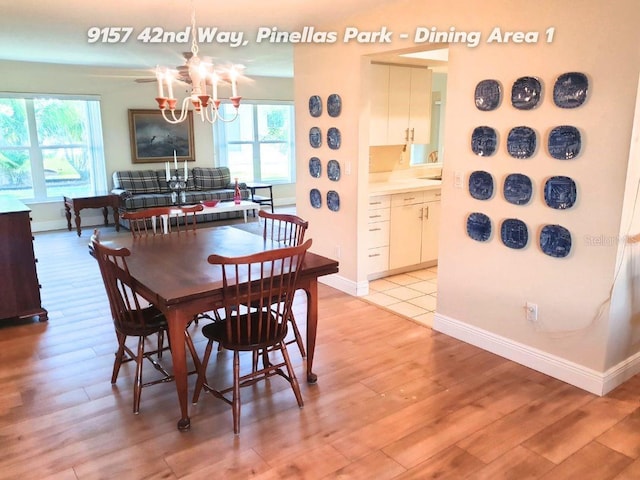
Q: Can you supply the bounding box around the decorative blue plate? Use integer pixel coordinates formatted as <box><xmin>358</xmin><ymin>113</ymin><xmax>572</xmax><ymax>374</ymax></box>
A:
<box><xmin>327</xmin><ymin>127</ymin><xmax>341</xmax><ymax>150</ymax></box>
<box><xmin>327</xmin><ymin>190</ymin><xmax>340</xmax><ymax>212</ymax></box>
<box><xmin>548</xmin><ymin>125</ymin><xmax>581</xmax><ymax>160</ymax></box>
<box><xmin>544</xmin><ymin>176</ymin><xmax>577</xmax><ymax>209</ymax></box>
<box><xmin>309</xmin><ymin>157</ymin><xmax>321</xmax><ymax>178</ymax></box>
<box><xmin>327</xmin><ymin>94</ymin><xmax>342</xmax><ymax>117</ymax></box>
<box><xmin>309</xmin><ymin>127</ymin><xmax>321</xmax><ymax>148</ymax></box>
<box><xmin>511</xmin><ymin>76</ymin><xmax>542</xmax><ymax>110</ymax></box>
<box><xmin>507</xmin><ymin>126</ymin><xmax>536</xmax><ymax>159</ymax></box>
<box><xmin>553</xmin><ymin>72</ymin><xmax>588</xmax><ymax>109</ymax></box>
<box><xmin>310</xmin><ymin>189</ymin><xmax>322</xmax><ymax>208</ymax></box>
<box><xmin>503</xmin><ymin>173</ymin><xmax>533</xmax><ymax>205</ymax></box>
<box><xmin>475</xmin><ymin>79</ymin><xmax>502</xmax><ymax>111</ymax></box>
<box><xmin>501</xmin><ymin>218</ymin><xmax>528</xmax><ymax>249</ymax></box>
<box><xmin>471</xmin><ymin>126</ymin><xmax>497</xmax><ymax>156</ymax></box>
<box><xmin>468</xmin><ymin>170</ymin><xmax>494</xmax><ymax>200</ymax></box>
<box><xmin>467</xmin><ymin>212</ymin><xmax>492</xmax><ymax>242</ymax></box>
<box><xmin>540</xmin><ymin>224</ymin><xmax>572</xmax><ymax>258</ymax></box>
<box><xmin>327</xmin><ymin>160</ymin><xmax>340</xmax><ymax>181</ymax></box>
<box><xmin>308</xmin><ymin>95</ymin><xmax>322</xmax><ymax>117</ymax></box>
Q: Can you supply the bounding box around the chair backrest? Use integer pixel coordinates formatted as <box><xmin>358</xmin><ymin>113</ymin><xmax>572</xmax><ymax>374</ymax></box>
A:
<box><xmin>259</xmin><ymin>210</ymin><xmax>308</xmax><ymax>246</ymax></box>
<box><xmin>122</xmin><ymin>204</ymin><xmax>203</xmax><ymax>237</ymax></box>
<box><xmin>208</xmin><ymin>238</ymin><xmax>312</xmax><ymax>350</ymax></box>
<box><xmin>90</xmin><ymin>230</ymin><xmax>152</xmax><ymax>334</ymax></box>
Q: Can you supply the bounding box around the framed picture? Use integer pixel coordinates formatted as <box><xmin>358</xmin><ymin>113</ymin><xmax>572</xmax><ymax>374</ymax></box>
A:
<box><xmin>128</xmin><ymin>109</ymin><xmax>195</xmax><ymax>163</ymax></box>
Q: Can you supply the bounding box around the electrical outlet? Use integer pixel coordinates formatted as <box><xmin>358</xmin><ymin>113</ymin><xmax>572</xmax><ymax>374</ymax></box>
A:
<box><xmin>454</xmin><ymin>171</ymin><xmax>463</xmax><ymax>188</ymax></box>
<box><xmin>526</xmin><ymin>302</ymin><xmax>538</xmax><ymax>322</ymax></box>
<box><xmin>334</xmin><ymin>245</ymin><xmax>341</xmax><ymax>260</ymax></box>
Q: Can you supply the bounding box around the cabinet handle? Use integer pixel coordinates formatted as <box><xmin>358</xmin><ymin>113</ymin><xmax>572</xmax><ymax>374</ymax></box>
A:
<box><xmin>368</xmin><ymin>253</ymin><xmax>381</xmax><ymax>258</ymax></box>
<box><xmin>404</xmin><ymin>128</ymin><xmax>409</xmax><ymax>142</ymax></box>
<box><xmin>369</xmin><ymin>214</ymin><xmax>381</xmax><ymax>219</ymax></box>
<box><xmin>404</xmin><ymin>197</ymin><xmax>416</xmax><ymax>202</ymax></box>
<box><xmin>419</xmin><ymin>207</ymin><xmax>424</xmax><ymax>220</ymax></box>
<box><xmin>426</xmin><ymin>205</ymin><xmax>430</xmax><ymax>220</ymax></box>
<box><xmin>370</xmin><ymin>201</ymin><xmax>382</xmax><ymax>206</ymax></box>
<box><xmin>410</xmin><ymin>128</ymin><xmax>415</xmax><ymax>141</ymax></box>
<box><xmin>369</xmin><ymin>227</ymin><xmax>381</xmax><ymax>232</ymax></box>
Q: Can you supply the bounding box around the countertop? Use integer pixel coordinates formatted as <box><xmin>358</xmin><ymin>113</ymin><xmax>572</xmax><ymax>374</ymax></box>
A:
<box><xmin>368</xmin><ymin>178</ymin><xmax>442</xmax><ymax>196</ymax></box>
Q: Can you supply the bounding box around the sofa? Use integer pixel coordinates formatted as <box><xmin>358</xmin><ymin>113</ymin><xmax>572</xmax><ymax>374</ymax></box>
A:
<box><xmin>111</xmin><ymin>166</ymin><xmax>251</xmax><ymax>224</ymax></box>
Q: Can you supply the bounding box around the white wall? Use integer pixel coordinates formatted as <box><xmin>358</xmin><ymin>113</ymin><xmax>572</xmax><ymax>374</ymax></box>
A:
<box><xmin>293</xmin><ymin>0</ymin><xmax>640</xmax><ymax>390</ymax></box>
<box><xmin>0</xmin><ymin>61</ymin><xmax>294</xmax><ymax>231</ymax></box>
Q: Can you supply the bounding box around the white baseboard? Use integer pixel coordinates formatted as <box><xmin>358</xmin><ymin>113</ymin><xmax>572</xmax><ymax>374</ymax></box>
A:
<box><xmin>319</xmin><ymin>274</ymin><xmax>369</xmax><ymax>297</ymax></box>
<box><xmin>433</xmin><ymin>312</ymin><xmax>640</xmax><ymax>396</ymax></box>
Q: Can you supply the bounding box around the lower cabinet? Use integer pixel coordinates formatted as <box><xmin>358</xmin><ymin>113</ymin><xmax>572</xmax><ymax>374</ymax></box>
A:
<box><xmin>367</xmin><ymin>195</ymin><xmax>391</xmax><ymax>275</ymax></box>
<box><xmin>389</xmin><ymin>189</ymin><xmax>441</xmax><ymax>270</ymax></box>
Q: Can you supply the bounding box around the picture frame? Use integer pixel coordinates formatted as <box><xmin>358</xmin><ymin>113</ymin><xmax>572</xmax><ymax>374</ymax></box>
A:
<box><xmin>128</xmin><ymin>109</ymin><xmax>195</xmax><ymax>164</ymax></box>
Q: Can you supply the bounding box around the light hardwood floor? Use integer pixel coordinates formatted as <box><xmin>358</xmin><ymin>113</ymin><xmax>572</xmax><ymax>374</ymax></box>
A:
<box><xmin>2</xmin><ymin>223</ymin><xmax>640</xmax><ymax>479</ymax></box>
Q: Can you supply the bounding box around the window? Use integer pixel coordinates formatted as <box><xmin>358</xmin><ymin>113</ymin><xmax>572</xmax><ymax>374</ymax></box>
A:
<box><xmin>214</xmin><ymin>101</ymin><xmax>295</xmax><ymax>183</ymax></box>
<box><xmin>0</xmin><ymin>94</ymin><xmax>107</xmax><ymax>202</ymax></box>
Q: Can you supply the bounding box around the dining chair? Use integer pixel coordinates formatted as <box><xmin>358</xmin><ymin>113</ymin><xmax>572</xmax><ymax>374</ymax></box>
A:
<box><xmin>89</xmin><ymin>230</ymin><xmax>201</xmax><ymax>414</ymax></box>
<box><xmin>122</xmin><ymin>204</ymin><xmax>204</xmax><ymax>237</ymax></box>
<box><xmin>192</xmin><ymin>238</ymin><xmax>312</xmax><ymax>434</ymax></box>
<box><xmin>258</xmin><ymin>210</ymin><xmax>309</xmax><ymax>357</ymax></box>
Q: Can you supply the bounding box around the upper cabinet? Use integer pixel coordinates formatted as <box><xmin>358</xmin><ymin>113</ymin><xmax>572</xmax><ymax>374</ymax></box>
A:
<box><xmin>370</xmin><ymin>64</ymin><xmax>432</xmax><ymax>146</ymax></box>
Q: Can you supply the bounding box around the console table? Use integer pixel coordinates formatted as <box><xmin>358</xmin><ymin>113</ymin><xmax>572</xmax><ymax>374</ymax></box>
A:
<box><xmin>64</xmin><ymin>194</ymin><xmax>120</xmax><ymax>237</ymax></box>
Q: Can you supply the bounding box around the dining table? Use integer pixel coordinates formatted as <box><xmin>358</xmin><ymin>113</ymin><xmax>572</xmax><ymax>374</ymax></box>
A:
<box><xmin>102</xmin><ymin>225</ymin><xmax>339</xmax><ymax>431</ymax></box>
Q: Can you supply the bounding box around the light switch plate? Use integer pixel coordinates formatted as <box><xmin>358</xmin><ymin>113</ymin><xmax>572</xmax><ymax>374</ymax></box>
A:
<box><xmin>454</xmin><ymin>171</ymin><xmax>464</xmax><ymax>188</ymax></box>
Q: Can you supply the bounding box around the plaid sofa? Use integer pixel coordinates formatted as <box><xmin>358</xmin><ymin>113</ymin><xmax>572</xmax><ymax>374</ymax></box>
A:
<box><xmin>111</xmin><ymin>166</ymin><xmax>250</xmax><ymax>223</ymax></box>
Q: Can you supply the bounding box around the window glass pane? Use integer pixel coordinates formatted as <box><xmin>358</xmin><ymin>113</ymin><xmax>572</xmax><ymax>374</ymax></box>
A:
<box><xmin>226</xmin><ymin>143</ymin><xmax>254</xmax><ymax>181</ymax></box>
<box><xmin>0</xmin><ymin>149</ymin><xmax>33</xmax><ymax>198</ymax></box>
<box><xmin>222</xmin><ymin>104</ymin><xmax>253</xmax><ymax>141</ymax></box>
<box><xmin>0</xmin><ymin>99</ymin><xmax>29</xmax><ymax>147</ymax></box>
<box><xmin>42</xmin><ymin>146</ymin><xmax>91</xmax><ymax>198</ymax></box>
<box><xmin>34</xmin><ymin>98</ymin><xmax>87</xmax><ymax>146</ymax></box>
<box><xmin>260</xmin><ymin>142</ymin><xmax>291</xmax><ymax>182</ymax></box>
<box><xmin>257</xmin><ymin>105</ymin><xmax>290</xmax><ymax>141</ymax></box>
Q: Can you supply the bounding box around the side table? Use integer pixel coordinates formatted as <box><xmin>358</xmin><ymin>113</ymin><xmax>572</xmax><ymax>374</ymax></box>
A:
<box><xmin>64</xmin><ymin>194</ymin><xmax>120</xmax><ymax>237</ymax></box>
<box><xmin>245</xmin><ymin>182</ymin><xmax>274</xmax><ymax>214</ymax></box>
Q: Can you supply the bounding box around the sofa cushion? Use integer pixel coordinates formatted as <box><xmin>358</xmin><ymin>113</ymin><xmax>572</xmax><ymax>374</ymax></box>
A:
<box><xmin>192</xmin><ymin>167</ymin><xmax>231</xmax><ymax>191</ymax></box>
<box><xmin>114</xmin><ymin>170</ymin><xmax>162</xmax><ymax>194</ymax></box>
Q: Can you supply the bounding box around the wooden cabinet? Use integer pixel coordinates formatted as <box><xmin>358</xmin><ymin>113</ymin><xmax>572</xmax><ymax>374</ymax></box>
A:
<box><xmin>389</xmin><ymin>189</ymin><xmax>441</xmax><ymax>270</ymax></box>
<box><xmin>0</xmin><ymin>196</ymin><xmax>47</xmax><ymax>322</ymax></box>
<box><xmin>366</xmin><ymin>195</ymin><xmax>390</xmax><ymax>275</ymax></box>
<box><xmin>370</xmin><ymin>64</ymin><xmax>432</xmax><ymax>146</ymax></box>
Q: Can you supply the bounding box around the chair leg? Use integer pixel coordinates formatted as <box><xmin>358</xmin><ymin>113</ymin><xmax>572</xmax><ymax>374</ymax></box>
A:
<box><xmin>288</xmin><ymin>313</ymin><xmax>306</xmax><ymax>357</ymax></box>
<box><xmin>111</xmin><ymin>332</ymin><xmax>127</xmax><ymax>384</ymax></box>
<box><xmin>192</xmin><ymin>339</ymin><xmax>214</xmax><ymax>404</ymax></box>
<box><xmin>232</xmin><ymin>350</ymin><xmax>241</xmax><ymax>435</ymax></box>
<box><xmin>133</xmin><ymin>336</ymin><xmax>145</xmax><ymax>414</ymax></box>
<box><xmin>184</xmin><ymin>329</ymin><xmax>202</xmax><ymax>378</ymax></box>
<box><xmin>280</xmin><ymin>343</ymin><xmax>304</xmax><ymax>408</ymax></box>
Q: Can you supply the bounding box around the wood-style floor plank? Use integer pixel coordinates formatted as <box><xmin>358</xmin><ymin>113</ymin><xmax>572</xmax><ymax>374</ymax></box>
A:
<box><xmin>0</xmin><ymin>225</ymin><xmax>639</xmax><ymax>479</ymax></box>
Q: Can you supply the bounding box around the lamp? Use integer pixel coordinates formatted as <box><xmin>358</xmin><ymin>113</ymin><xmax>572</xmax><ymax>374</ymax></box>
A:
<box><xmin>154</xmin><ymin>8</ymin><xmax>244</xmax><ymax>124</ymax></box>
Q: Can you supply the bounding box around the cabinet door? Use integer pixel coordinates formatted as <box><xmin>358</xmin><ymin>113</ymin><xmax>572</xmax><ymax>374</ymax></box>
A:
<box><xmin>408</xmin><ymin>68</ymin><xmax>432</xmax><ymax>144</ymax></box>
<box><xmin>370</xmin><ymin>64</ymin><xmax>390</xmax><ymax>145</ymax></box>
<box><xmin>421</xmin><ymin>201</ymin><xmax>441</xmax><ymax>263</ymax></box>
<box><xmin>387</xmin><ymin>66</ymin><xmax>412</xmax><ymax>144</ymax></box>
<box><xmin>389</xmin><ymin>203</ymin><xmax>423</xmax><ymax>269</ymax></box>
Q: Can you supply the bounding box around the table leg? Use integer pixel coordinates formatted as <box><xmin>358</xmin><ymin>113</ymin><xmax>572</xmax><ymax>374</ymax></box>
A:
<box><xmin>112</xmin><ymin>206</ymin><xmax>120</xmax><ymax>232</ymax></box>
<box><xmin>102</xmin><ymin>206</ymin><xmax>109</xmax><ymax>226</ymax></box>
<box><xmin>64</xmin><ymin>202</ymin><xmax>72</xmax><ymax>232</ymax></box>
<box><xmin>302</xmin><ymin>279</ymin><xmax>319</xmax><ymax>384</ymax></box>
<box><xmin>166</xmin><ymin>309</ymin><xmax>191</xmax><ymax>431</ymax></box>
<box><xmin>74</xmin><ymin>209</ymin><xmax>82</xmax><ymax>237</ymax></box>
<box><xmin>243</xmin><ymin>209</ymin><xmax>248</xmax><ymax>222</ymax></box>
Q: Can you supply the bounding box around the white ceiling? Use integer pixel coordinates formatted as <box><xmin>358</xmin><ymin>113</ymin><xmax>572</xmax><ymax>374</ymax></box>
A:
<box><xmin>0</xmin><ymin>0</ymin><xmax>398</xmax><ymax>78</ymax></box>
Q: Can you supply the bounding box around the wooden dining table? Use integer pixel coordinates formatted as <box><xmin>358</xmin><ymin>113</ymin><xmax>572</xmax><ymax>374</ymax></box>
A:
<box><xmin>103</xmin><ymin>225</ymin><xmax>339</xmax><ymax>431</ymax></box>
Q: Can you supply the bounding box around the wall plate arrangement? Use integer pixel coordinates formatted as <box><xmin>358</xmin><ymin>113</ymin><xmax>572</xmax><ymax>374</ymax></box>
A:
<box><xmin>471</xmin><ymin>126</ymin><xmax>498</xmax><ymax>156</ymax></box>
<box><xmin>327</xmin><ymin>93</ymin><xmax>342</xmax><ymax>117</ymax></box>
<box><xmin>467</xmin><ymin>212</ymin><xmax>492</xmax><ymax>242</ymax></box>
<box><xmin>500</xmin><ymin>218</ymin><xmax>528</xmax><ymax>249</ymax></box>
<box><xmin>468</xmin><ymin>170</ymin><xmax>494</xmax><ymax>200</ymax></box>
<box><xmin>507</xmin><ymin>126</ymin><xmax>537</xmax><ymax>159</ymax></box>
<box><xmin>327</xmin><ymin>190</ymin><xmax>340</xmax><ymax>211</ymax></box>
<box><xmin>548</xmin><ymin>125</ymin><xmax>581</xmax><ymax>160</ymax></box>
<box><xmin>327</xmin><ymin>159</ymin><xmax>340</xmax><ymax>181</ymax></box>
<box><xmin>503</xmin><ymin>173</ymin><xmax>533</xmax><ymax>205</ymax></box>
<box><xmin>310</xmin><ymin>188</ymin><xmax>322</xmax><ymax>208</ymax></box>
<box><xmin>308</xmin><ymin>95</ymin><xmax>322</xmax><ymax>117</ymax></box>
<box><xmin>474</xmin><ymin>79</ymin><xmax>502</xmax><ymax>111</ymax></box>
<box><xmin>544</xmin><ymin>176</ymin><xmax>577</xmax><ymax>209</ymax></box>
<box><xmin>309</xmin><ymin>127</ymin><xmax>322</xmax><ymax>148</ymax></box>
<box><xmin>327</xmin><ymin>127</ymin><xmax>341</xmax><ymax>150</ymax></box>
<box><xmin>309</xmin><ymin>157</ymin><xmax>321</xmax><ymax>178</ymax></box>
<box><xmin>553</xmin><ymin>72</ymin><xmax>588</xmax><ymax>109</ymax></box>
<box><xmin>540</xmin><ymin>224</ymin><xmax>572</xmax><ymax>258</ymax></box>
<box><xmin>511</xmin><ymin>76</ymin><xmax>542</xmax><ymax>110</ymax></box>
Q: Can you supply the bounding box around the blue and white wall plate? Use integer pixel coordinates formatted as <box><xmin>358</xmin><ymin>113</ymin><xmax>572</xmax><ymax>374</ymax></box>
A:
<box><xmin>309</xmin><ymin>127</ymin><xmax>322</xmax><ymax>148</ymax></box>
<box><xmin>327</xmin><ymin>127</ymin><xmax>341</xmax><ymax>150</ymax></box>
<box><xmin>540</xmin><ymin>224</ymin><xmax>572</xmax><ymax>258</ymax></box>
<box><xmin>310</xmin><ymin>188</ymin><xmax>322</xmax><ymax>208</ymax></box>
<box><xmin>544</xmin><ymin>176</ymin><xmax>577</xmax><ymax>209</ymax></box>
<box><xmin>327</xmin><ymin>94</ymin><xmax>342</xmax><ymax>117</ymax></box>
<box><xmin>309</xmin><ymin>157</ymin><xmax>321</xmax><ymax>178</ymax></box>
<box><xmin>308</xmin><ymin>95</ymin><xmax>322</xmax><ymax>117</ymax></box>
<box><xmin>467</xmin><ymin>212</ymin><xmax>492</xmax><ymax>242</ymax></box>
<box><xmin>327</xmin><ymin>190</ymin><xmax>340</xmax><ymax>211</ymax></box>
<box><xmin>511</xmin><ymin>76</ymin><xmax>542</xmax><ymax>110</ymax></box>
<box><xmin>474</xmin><ymin>79</ymin><xmax>502</xmax><ymax>111</ymax></box>
<box><xmin>327</xmin><ymin>159</ymin><xmax>340</xmax><ymax>181</ymax></box>
<box><xmin>548</xmin><ymin>126</ymin><xmax>581</xmax><ymax>160</ymax></box>
<box><xmin>507</xmin><ymin>126</ymin><xmax>537</xmax><ymax>159</ymax></box>
<box><xmin>468</xmin><ymin>170</ymin><xmax>494</xmax><ymax>200</ymax></box>
<box><xmin>500</xmin><ymin>218</ymin><xmax>528</xmax><ymax>249</ymax></box>
<box><xmin>553</xmin><ymin>72</ymin><xmax>588</xmax><ymax>109</ymax></box>
<box><xmin>503</xmin><ymin>173</ymin><xmax>533</xmax><ymax>205</ymax></box>
<box><xmin>471</xmin><ymin>126</ymin><xmax>498</xmax><ymax>156</ymax></box>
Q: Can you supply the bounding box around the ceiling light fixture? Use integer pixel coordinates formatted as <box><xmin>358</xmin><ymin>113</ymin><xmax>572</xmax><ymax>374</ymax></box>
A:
<box><xmin>154</xmin><ymin>7</ymin><xmax>245</xmax><ymax>124</ymax></box>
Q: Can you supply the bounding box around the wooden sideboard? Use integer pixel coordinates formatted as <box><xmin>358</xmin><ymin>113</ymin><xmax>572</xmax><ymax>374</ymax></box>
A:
<box><xmin>0</xmin><ymin>196</ymin><xmax>47</xmax><ymax>322</ymax></box>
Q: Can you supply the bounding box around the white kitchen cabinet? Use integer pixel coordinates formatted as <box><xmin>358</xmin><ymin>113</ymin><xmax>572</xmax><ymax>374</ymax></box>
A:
<box><xmin>370</xmin><ymin>64</ymin><xmax>432</xmax><ymax>146</ymax></box>
<box><xmin>367</xmin><ymin>195</ymin><xmax>391</xmax><ymax>275</ymax></box>
<box><xmin>389</xmin><ymin>189</ymin><xmax>441</xmax><ymax>270</ymax></box>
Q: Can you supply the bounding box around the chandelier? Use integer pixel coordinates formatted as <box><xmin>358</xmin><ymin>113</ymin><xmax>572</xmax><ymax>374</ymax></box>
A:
<box><xmin>154</xmin><ymin>9</ymin><xmax>244</xmax><ymax>124</ymax></box>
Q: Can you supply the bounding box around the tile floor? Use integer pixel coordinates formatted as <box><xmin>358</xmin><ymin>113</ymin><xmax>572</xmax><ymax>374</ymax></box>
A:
<box><xmin>362</xmin><ymin>266</ymin><xmax>438</xmax><ymax>328</ymax></box>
